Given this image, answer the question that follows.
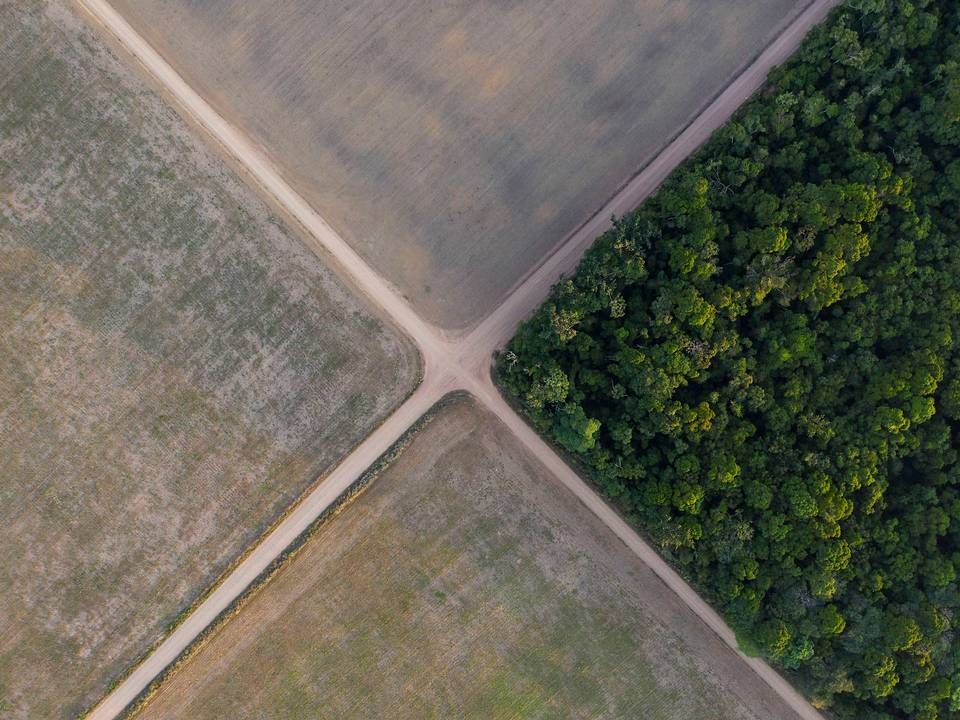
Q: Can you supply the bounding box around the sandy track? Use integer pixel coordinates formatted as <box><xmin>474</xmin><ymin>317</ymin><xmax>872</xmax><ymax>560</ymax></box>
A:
<box><xmin>73</xmin><ymin>0</ymin><xmax>839</xmax><ymax>717</ymax></box>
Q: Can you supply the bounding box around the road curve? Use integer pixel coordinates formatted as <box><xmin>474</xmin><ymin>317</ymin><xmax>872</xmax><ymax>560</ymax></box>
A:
<box><xmin>73</xmin><ymin>0</ymin><xmax>839</xmax><ymax>717</ymax></box>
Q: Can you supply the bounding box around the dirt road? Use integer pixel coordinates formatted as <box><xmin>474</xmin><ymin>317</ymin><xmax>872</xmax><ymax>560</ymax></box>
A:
<box><xmin>75</xmin><ymin>0</ymin><xmax>839</xmax><ymax>717</ymax></box>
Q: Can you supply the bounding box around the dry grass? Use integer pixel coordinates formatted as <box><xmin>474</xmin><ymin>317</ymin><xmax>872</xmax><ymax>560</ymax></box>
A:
<box><xmin>0</xmin><ymin>2</ymin><xmax>418</xmax><ymax>717</ymax></box>
<box><xmin>108</xmin><ymin>0</ymin><xmax>809</xmax><ymax>329</ymax></box>
<box><xmin>134</xmin><ymin>397</ymin><xmax>803</xmax><ymax>720</ymax></box>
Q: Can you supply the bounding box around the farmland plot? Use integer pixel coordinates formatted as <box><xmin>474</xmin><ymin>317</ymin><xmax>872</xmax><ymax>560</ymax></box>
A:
<box><xmin>0</xmin><ymin>2</ymin><xmax>418</xmax><ymax>717</ymax></box>
<box><xmin>135</xmin><ymin>396</ymin><xmax>803</xmax><ymax>720</ymax></box>
<box><xmin>108</xmin><ymin>0</ymin><xmax>810</xmax><ymax>330</ymax></box>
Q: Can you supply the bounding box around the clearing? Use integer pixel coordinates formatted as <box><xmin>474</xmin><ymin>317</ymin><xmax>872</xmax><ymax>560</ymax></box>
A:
<box><xmin>0</xmin><ymin>2</ymin><xmax>417</xmax><ymax>717</ymax></box>
<box><xmin>107</xmin><ymin>0</ymin><xmax>810</xmax><ymax>330</ymax></box>
<box><xmin>134</xmin><ymin>396</ymin><xmax>803</xmax><ymax>720</ymax></box>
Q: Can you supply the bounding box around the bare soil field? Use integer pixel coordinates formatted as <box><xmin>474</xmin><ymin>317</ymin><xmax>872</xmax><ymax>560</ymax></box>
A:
<box><xmin>134</xmin><ymin>396</ymin><xmax>803</xmax><ymax>720</ymax></box>
<box><xmin>0</xmin><ymin>2</ymin><xmax>418</xmax><ymax>717</ymax></box>
<box><xmin>107</xmin><ymin>0</ymin><xmax>810</xmax><ymax>331</ymax></box>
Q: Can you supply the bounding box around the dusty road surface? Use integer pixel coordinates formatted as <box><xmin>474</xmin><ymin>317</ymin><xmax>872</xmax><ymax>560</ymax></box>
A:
<box><xmin>0</xmin><ymin>2</ymin><xmax>418</xmax><ymax>718</ymax></box>
<box><xmin>107</xmin><ymin>0</ymin><xmax>811</xmax><ymax>331</ymax></box>
<box><xmin>71</xmin><ymin>0</ymin><xmax>840</xmax><ymax>718</ymax></box>
<box><xmin>134</xmin><ymin>397</ymin><xmax>806</xmax><ymax>720</ymax></box>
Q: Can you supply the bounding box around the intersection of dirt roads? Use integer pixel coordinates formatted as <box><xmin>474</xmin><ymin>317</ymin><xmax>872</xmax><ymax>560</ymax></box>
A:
<box><xmin>73</xmin><ymin>0</ymin><xmax>840</xmax><ymax>717</ymax></box>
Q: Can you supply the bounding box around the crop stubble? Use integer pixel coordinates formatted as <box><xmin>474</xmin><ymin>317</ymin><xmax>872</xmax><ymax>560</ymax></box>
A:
<box><xmin>0</xmin><ymin>2</ymin><xmax>417</xmax><ymax>717</ymax></box>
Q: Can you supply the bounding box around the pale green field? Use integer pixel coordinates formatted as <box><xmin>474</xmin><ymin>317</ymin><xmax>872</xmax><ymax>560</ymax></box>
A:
<box><xmin>109</xmin><ymin>0</ymin><xmax>808</xmax><ymax>329</ymax></box>
<box><xmin>136</xmin><ymin>397</ymin><xmax>801</xmax><ymax>720</ymax></box>
<box><xmin>0</xmin><ymin>2</ymin><xmax>417</xmax><ymax>717</ymax></box>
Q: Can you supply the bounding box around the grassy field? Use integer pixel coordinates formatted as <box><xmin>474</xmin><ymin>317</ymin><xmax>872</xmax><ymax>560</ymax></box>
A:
<box><xmin>134</xmin><ymin>396</ymin><xmax>802</xmax><ymax>720</ymax></box>
<box><xmin>0</xmin><ymin>2</ymin><xmax>418</xmax><ymax>717</ymax></box>
<box><xmin>107</xmin><ymin>0</ymin><xmax>809</xmax><ymax>330</ymax></box>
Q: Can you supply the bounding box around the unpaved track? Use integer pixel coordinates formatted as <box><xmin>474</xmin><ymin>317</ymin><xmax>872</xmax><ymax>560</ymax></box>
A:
<box><xmin>75</xmin><ymin>0</ymin><xmax>839</xmax><ymax>718</ymax></box>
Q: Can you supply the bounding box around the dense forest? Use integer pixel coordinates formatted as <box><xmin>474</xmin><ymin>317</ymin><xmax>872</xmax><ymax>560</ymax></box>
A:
<box><xmin>499</xmin><ymin>1</ymin><xmax>960</xmax><ymax>717</ymax></box>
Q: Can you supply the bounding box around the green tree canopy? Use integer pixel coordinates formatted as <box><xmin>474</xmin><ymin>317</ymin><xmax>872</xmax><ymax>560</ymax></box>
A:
<box><xmin>500</xmin><ymin>2</ymin><xmax>960</xmax><ymax>717</ymax></box>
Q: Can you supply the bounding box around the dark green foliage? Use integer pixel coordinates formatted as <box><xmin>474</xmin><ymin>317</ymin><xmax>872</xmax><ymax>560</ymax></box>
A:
<box><xmin>500</xmin><ymin>2</ymin><xmax>960</xmax><ymax>718</ymax></box>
